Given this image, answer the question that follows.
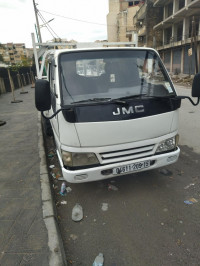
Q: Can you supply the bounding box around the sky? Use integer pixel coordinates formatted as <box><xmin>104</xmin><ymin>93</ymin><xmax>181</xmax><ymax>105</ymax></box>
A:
<box><xmin>0</xmin><ymin>0</ymin><xmax>109</xmax><ymax>48</ymax></box>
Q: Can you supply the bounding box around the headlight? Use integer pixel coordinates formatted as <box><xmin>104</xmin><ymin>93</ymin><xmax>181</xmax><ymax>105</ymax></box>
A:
<box><xmin>156</xmin><ymin>135</ymin><xmax>179</xmax><ymax>154</ymax></box>
<box><xmin>62</xmin><ymin>151</ymin><xmax>99</xmax><ymax>167</ymax></box>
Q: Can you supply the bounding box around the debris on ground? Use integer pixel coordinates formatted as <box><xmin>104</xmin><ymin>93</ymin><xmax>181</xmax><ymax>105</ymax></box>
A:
<box><xmin>66</xmin><ymin>187</ymin><xmax>72</xmax><ymax>193</ymax></box>
<box><xmin>178</xmin><ymin>171</ymin><xmax>184</xmax><ymax>176</ymax></box>
<box><xmin>93</xmin><ymin>253</ymin><xmax>104</xmax><ymax>266</ymax></box>
<box><xmin>61</xmin><ymin>200</ymin><xmax>67</xmax><ymax>205</ymax></box>
<box><xmin>184</xmin><ymin>183</ymin><xmax>195</xmax><ymax>189</ymax></box>
<box><xmin>53</xmin><ymin>184</ymin><xmax>58</xmax><ymax>190</ymax></box>
<box><xmin>163</xmin><ymin>208</ymin><xmax>168</xmax><ymax>212</ymax></box>
<box><xmin>49</xmin><ymin>165</ymin><xmax>55</xmax><ymax>169</ymax></box>
<box><xmin>72</xmin><ymin>203</ymin><xmax>83</xmax><ymax>222</ymax></box>
<box><xmin>101</xmin><ymin>203</ymin><xmax>108</xmax><ymax>211</ymax></box>
<box><xmin>159</xmin><ymin>168</ymin><xmax>172</xmax><ymax>176</ymax></box>
<box><xmin>58</xmin><ymin>177</ymin><xmax>65</xmax><ymax>181</ymax></box>
<box><xmin>184</xmin><ymin>198</ymin><xmax>198</xmax><ymax>205</ymax></box>
<box><xmin>59</xmin><ymin>182</ymin><xmax>67</xmax><ymax>196</ymax></box>
<box><xmin>51</xmin><ymin>173</ymin><xmax>56</xmax><ymax>179</ymax></box>
<box><xmin>70</xmin><ymin>234</ymin><xmax>78</xmax><ymax>241</ymax></box>
<box><xmin>51</xmin><ymin>168</ymin><xmax>62</xmax><ymax>179</ymax></box>
<box><xmin>48</xmin><ymin>150</ymin><xmax>55</xmax><ymax>158</ymax></box>
<box><xmin>108</xmin><ymin>184</ymin><xmax>118</xmax><ymax>191</ymax></box>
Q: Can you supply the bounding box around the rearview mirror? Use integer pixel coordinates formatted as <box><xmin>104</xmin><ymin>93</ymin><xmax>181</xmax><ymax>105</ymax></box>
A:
<box><xmin>192</xmin><ymin>73</ymin><xmax>200</xmax><ymax>97</ymax></box>
<box><xmin>35</xmin><ymin>79</ymin><xmax>51</xmax><ymax>111</ymax></box>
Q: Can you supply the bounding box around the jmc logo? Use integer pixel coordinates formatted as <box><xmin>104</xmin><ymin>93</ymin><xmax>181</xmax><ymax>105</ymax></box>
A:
<box><xmin>113</xmin><ymin>105</ymin><xmax>145</xmax><ymax>116</ymax></box>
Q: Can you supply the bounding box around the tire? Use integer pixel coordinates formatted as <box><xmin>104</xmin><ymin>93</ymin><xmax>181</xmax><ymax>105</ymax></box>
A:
<box><xmin>42</xmin><ymin>116</ymin><xmax>53</xmax><ymax>136</ymax></box>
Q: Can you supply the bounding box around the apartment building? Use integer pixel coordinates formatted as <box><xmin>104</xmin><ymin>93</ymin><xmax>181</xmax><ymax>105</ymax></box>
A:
<box><xmin>153</xmin><ymin>0</ymin><xmax>200</xmax><ymax>75</ymax></box>
<box><xmin>133</xmin><ymin>0</ymin><xmax>162</xmax><ymax>47</ymax></box>
<box><xmin>0</xmin><ymin>43</ymin><xmax>33</xmax><ymax>65</ymax></box>
<box><xmin>107</xmin><ymin>0</ymin><xmax>143</xmax><ymax>42</ymax></box>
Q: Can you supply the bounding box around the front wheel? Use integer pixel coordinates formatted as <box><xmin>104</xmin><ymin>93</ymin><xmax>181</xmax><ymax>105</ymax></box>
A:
<box><xmin>41</xmin><ymin>116</ymin><xmax>53</xmax><ymax>136</ymax></box>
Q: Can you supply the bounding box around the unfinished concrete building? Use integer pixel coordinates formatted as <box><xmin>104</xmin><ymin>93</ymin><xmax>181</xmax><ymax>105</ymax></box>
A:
<box><xmin>153</xmin><ymin>0</ymin><xmax>200</xmax><ymax>75</ymax></box>
<box><xmin>133</xmin><ymin>0</ymin><xmax>162</xmax><ymax>47</ymax></box>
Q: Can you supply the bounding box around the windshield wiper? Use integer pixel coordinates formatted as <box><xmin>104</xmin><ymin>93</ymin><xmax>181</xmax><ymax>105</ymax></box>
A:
<box><xmin>112</xmin><ymin>93</ymin><xmax>148</xmax><ymax>103</ymax></box>
<box><xmin>71</xmin><ymin>98</ymin><xmax>112</xmax><ymax>104</ymax></box>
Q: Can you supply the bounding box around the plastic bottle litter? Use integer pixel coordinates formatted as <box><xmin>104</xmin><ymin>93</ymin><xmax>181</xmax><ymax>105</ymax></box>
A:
<box><xmin>93</xmin><ymin>253</ymin><xmax>104</xmax><ymax>266</ymax></box>
<box><xmin>108</xmin><ymin>184</ymin><xmax>118</xmax><ymax>191</ymax></box>
<box><xmin>184</xmin><ymin>198</ymin><xmax>198</xmax><ymax>205</ymax></box>
<box><xmin>72</xmin><ymin>203</ymin><xmax>83</xmax><ymax>222</ymax></box>
<box><xmin>59</xmin><ymin>182</ymin><xmax>67</xmax><ymax>196</ymax></box>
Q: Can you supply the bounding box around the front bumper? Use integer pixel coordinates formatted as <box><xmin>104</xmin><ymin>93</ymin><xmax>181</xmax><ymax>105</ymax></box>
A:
<box><xmin>57</xmin><ymin>147</ymin><xmax>180</xmax><ymax>183</ymax></box>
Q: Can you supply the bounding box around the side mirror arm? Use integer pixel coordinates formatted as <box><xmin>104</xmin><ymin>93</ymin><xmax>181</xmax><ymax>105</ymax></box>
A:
<box><xmin>41</xmin><ymin>109</ymin><xmax>63</xmax><ymax>120</ymax></box>
<box><xmin>176</xmin><ymin>96</ymin><xmax>200</xmax><ymax>106</ymax></box>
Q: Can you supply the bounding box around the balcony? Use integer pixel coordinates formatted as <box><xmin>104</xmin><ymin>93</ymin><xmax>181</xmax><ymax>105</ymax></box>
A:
<box><xmin>155</xmin><ymin>34</ymin><xmax>200</xmax><ymax>50</ymax></box>
<box><xmin>154</xmin><ymin>0</ymin><xmax>200</xmax><ymax>30</ymax></box>
<box><xmin>154</xmin><ymin>0</ymin><xmax>169</xmax><ymax>7</ymax></box>
<box><xmin>134</xmin><ymin>2</ymin><xmax>147</xmax><ymax>21</ymax></box>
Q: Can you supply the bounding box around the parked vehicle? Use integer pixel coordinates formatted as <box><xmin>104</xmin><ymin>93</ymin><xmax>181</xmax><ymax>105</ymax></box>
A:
<box><xmin>33</xmin><ymin>37</ymin><xmax>200</xmax><ymax>183</ymax></box>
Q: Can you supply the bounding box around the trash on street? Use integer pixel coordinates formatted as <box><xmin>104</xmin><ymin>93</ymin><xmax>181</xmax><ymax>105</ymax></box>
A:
<box><xmin>60</xmin><ymin>182</ymin><xmax>67</xmax><ymax>196</ymax></box>
<box><xmin>108</xmin><ymin>184</ymin><xmax>118</xmax><ymax>191</ymax></box>
<box><xmin>72</xmin><ymin>203</ymin><xmax>83</xmax><ymax>222</ymax></box>
<box><xmin>184</xmin><ymin>183</ymin><xmax>195</xmax><ymax>189</ymax></box>
<box><xmin>101</xmin><ymin>203</ymin><xmax>108</xmax><ymax>211</ymax></box>
<box><xmin>93</xmin><ymin>253</ymin><xmax>104</xmax><ymax>266</ymax></box>
<box><xmin>61</xmin><ymin>200</ymin><xmax>67</xmax><ymax>205</ymax></box>
<box><xmin>66</xmin><ymin>187</ymin><xmax>72</xmax><ymax>193</ymax></box>
<box><xmin>184</xmin><ymin>198</ymin><xmax>198</xmax><ymax>205</ymax></box>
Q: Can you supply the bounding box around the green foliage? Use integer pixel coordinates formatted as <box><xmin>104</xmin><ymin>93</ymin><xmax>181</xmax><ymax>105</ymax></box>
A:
<box><xmin>0</xmin><ymin>54</ymin><xmax>4</xmax><ymax>62</ymax></box>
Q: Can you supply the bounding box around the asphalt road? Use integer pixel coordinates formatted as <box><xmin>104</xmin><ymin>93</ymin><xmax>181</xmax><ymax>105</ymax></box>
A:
<box><xmin>45</xmin><ymin>84</ymin><xmax>200</xmax><ymax>266</ymax></box>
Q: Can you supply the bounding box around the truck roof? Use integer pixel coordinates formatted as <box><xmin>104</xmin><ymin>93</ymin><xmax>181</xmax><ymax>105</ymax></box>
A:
<box><xmin>51</xmin><ymin>46</ymin><xmax>158</xmax><ymax>57</ymax></box>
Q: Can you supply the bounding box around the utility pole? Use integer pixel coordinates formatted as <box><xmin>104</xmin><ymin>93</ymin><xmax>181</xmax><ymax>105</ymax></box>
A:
<box><xmin>33</xmin><ymin>0</ymin><xmax>42</xmax><ymax>43</ymax></box>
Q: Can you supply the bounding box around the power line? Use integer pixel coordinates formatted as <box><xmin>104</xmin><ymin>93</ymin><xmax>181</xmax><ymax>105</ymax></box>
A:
<box><xmin>38</xmin><ymin>12</ymin><xmax>55</xmax><ymax>38</ymax></box>
<box><xmin>39</xmin><ymin>9</ymin><xmax>134</xmax><ymax>28</ymax></box>
<box><xmin>39</xmin><ymin>9</ymin><xmax>112</xmax><ymax>27</ymax></box>
<box><xmin>38</xmin><ymin>11</ymin><xmax>60</xmax><ymax>39</ymax></box>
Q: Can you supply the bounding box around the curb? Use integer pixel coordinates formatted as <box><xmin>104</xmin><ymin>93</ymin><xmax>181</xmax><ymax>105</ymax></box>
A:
<box><xmin>37</xmin><ymin>113</ymin><xmax>67</xmax><ymax>266</ymax></box>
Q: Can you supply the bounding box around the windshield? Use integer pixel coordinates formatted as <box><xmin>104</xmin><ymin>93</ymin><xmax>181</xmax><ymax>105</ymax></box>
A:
<box><xmin>59</xmin><ymin>50</ymin><xmax>175</xmax><ymax>105</ymax></box>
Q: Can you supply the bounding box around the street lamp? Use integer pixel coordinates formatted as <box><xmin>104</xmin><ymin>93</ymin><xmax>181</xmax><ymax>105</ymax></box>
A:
<box><xmin>40</xmin><ymin>18</ymin><xmax>54</xmax><ymax>28</ymax></box>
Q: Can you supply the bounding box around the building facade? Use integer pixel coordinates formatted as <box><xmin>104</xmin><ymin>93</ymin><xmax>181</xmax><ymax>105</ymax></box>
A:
<box><xmin>107</xmin><ymin>0</ymin><xmax>143</xmax><ymax>42</ymax></box>
<box><xmin>133</xmin><ymin>0</ymin><xmax>162</xmax><ymax>47</ymax></box>
<box><xmin>106</xmin><ymin>0</ymin><xmax>200</xmax><ymax>76</ymax></box>
<box><xmin>0</xmin><ymin>43</ymin><xmax>33</xmax><ymax>65</ymax></box>
<box><xmin>153</xmin><ymin>0</ymin><xmax>200</xmax><ymax>75</ymax></box>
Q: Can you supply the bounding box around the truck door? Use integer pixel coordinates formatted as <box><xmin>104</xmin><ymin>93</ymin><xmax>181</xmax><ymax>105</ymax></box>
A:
<box><xmin>49</xmin><ymin>60</ymin><xmax>60</xmax><ymax>139</ymax></box>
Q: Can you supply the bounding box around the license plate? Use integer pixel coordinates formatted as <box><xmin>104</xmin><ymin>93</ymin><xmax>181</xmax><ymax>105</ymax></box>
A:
<box><xmin>113</xmin><ymin>160</ymin><xmax>151</xmax><ymax>175</ymax></box>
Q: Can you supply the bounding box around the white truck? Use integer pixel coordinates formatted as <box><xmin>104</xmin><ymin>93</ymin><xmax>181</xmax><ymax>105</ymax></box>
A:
<box><xmin>33</xmin><ymin>34</ymin><xmax>200</xmax><ymax>183</ymax></box>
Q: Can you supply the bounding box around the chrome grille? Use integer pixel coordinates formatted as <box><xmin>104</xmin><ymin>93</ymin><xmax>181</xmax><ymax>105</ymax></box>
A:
<box><xmin>99</xmin><ymin>144</ymin><xmax>155</xmax><ymax>164</ymax></box>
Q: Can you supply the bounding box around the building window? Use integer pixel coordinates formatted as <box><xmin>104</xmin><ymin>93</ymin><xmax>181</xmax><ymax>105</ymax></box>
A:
<box><xmin>167</xmin><ymin>2</ymin><xmax>173</xmax><ymax>17</ymax></box>
<box><xmin>165</xmin><ymin>27</ymin><xmax>172</xmax><ymax>45</ymax></box>
<box><xmin>179</xmin><ymin>0</ymin><xmax>185</xmax><ymax>10</ymax></box>
<box><xmin>129</xmin><ymin>1</ymin><xmax>133</xmax><ymax>6</ymax></box>
<box><xmin>177</xmin><ymin>22</ymin><xmax>183</xmax><ymax>41</ymax></box>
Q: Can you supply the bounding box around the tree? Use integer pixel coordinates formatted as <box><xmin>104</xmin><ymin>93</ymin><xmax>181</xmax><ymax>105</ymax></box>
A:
<box><xmin>0</xmin><ymin>54</ymin><xmax>4</xmax><ymax>62</ymax></box>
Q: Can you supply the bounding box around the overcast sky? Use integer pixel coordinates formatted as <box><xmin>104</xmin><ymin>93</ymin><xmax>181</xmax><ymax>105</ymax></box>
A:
<box><xmin>0</xmin><ymin>0</ymin><xmax>109</xmax><ymax>48</ymax></box>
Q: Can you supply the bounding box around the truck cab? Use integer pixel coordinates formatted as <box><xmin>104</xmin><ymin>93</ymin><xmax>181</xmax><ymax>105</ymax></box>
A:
<box><xmin>34</xmin><ymin>41</ymin><xmax>200</xmax><ymax>183</ymax></box>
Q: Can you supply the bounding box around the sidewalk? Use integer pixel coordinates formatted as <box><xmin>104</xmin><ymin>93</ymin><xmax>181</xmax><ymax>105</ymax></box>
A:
<box><xmin>0</xmin><ymin>86</ymin><xmax>66</xmax><ymax>266</ymax></box>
